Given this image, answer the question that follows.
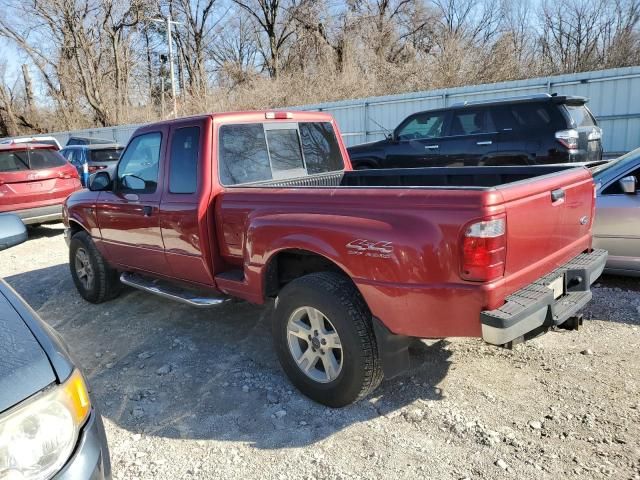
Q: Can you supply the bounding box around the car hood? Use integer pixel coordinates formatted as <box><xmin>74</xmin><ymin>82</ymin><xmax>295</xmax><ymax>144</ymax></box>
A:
<box><xmin>0</xmin><ymin>286</ymin><xmax>56</xmax><ymax>413</ymax></box>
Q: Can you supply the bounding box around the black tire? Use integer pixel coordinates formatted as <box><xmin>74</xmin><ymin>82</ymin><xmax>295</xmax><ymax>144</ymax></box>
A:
<box><xmin>272</xmin><ymin>272</ymin><xmax>383</xmax><ymax>407</ymax></box>
<box><xmin>69</xmin><ymin>231</ymin><xmax>121</xmax><ymax>303</ymax></box>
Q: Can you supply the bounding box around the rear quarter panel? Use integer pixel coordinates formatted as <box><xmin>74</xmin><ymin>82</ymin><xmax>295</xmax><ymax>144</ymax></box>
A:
<box><xmin>216</xmin><ymin>187</ymin><xmax>504</xmax><ymax>337</ymax></box>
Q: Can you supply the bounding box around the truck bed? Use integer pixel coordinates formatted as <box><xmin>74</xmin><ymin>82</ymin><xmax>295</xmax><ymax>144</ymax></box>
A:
<box><xmin>238</xmin><ymin>165</ymin><xmax>584</xmax><ymax>189</ymax></box>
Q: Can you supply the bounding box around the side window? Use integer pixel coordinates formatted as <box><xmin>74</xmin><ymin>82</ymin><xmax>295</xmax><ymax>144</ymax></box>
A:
<box><xmin>449</xmin><ymin>109</ymin><xmax>493</xmax><ymax>136</ymax></box>
<box><xmin>602</xmin><ymin>166</ymin><xmax>640</xmax><ymax>195</ymax></box>
<box><xmin>169</xmin><ymin>127</ymin><xmax>200</xmax><ymax>194</ymax></box>
<box><xmin>117</xmin><ymin>132</ymin><xmax>162</xmax><ymax>193</ymax></box>
<box><xmin>299</xmin><ymin>122</ymin><xmax>343</xmax><ymax>174</ymax></box>
<box><xmin>219</xmin><ymin>124</ymin><xmax>271</xmax><ymax>185</ymax></box>
<box><xmin>397</xmin><ymin>113</ymin><xmax>445</xmax><ymax>140</ymax></box>
<box><xmin>493</xmin><ymin>103</ymin><xmax>556</xmax><ymax>131</ymax></box>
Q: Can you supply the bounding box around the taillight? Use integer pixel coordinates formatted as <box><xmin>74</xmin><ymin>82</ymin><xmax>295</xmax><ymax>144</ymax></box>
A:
<box><xmin>88</xmin><ymin>165</ymin><xmax>107</xmax><ymax>173</ymax></box>
<box><xmin>587</xmin><ymin>127</ymin><xmax>602</xmax><ymax>141</ymax></box>
<box><xmin>555</xmin><ymin>129</ymin><xmax>579</xmax><ymax>149</ymax></box>
<box><xmin>461</xmin><ymin>217</ymin><xmax>506</xmax><ymax>282</ymax></box>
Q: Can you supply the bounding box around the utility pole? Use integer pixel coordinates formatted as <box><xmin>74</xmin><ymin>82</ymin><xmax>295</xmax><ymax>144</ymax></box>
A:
<box><xmin>152</xmin><ymin>15</ymin><xmax>182</xmax><ymax>118</ymax></box>
<box><xmin>160</xmin><ymin>76</ymin><xmax>165</xmax><ymax>120</ymax></box>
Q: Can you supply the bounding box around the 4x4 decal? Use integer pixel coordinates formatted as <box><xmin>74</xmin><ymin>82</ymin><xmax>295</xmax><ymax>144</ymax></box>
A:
<box><xmin>346</xmin><ymin>239</ymin><xmax>394</xmax><ymax>258</ymax></box>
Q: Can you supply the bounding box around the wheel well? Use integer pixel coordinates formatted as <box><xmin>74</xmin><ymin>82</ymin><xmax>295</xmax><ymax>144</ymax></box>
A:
<box><xmin>264</xmin><ymin>249</ymin><xmax>348</xmax><ymax>297</ymax></box>
<box><xmin>68</xmin><ymin>220</ymin><xmax>87</xmax><ymax>237</ymax></box>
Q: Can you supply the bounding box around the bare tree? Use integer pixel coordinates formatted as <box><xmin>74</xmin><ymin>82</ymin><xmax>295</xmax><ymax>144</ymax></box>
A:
<box><xmin>232</xmin><ymin>0</ymin><xmax>298</xmax><ymax>78</ymax></box>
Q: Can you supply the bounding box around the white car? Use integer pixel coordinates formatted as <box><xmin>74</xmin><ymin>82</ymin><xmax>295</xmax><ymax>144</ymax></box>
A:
<box><xmin>0</xmin><ymin>135</ymin><xmax>62</xmax><ymax>150</ymax></box>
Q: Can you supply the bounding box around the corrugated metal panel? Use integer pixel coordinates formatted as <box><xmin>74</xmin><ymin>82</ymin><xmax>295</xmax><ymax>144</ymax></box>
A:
<box><xmin>299</xmin><ymin>66</ymin><xmax>640</xmax><ymax>154</ymax></box>
<box><xmin>2</xmin><ymin>66</ymin><xmax>639</xmax><ymax>154</ymax></box>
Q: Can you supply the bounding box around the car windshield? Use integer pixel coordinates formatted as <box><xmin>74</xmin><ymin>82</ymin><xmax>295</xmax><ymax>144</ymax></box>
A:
<box><xmin>90</xmin><ymin>148</ymin><xmax>122</xmax><ymax>163</ymax></box>
<box><xmin>591</xmin><ymin>148</ymin><xmax>640</xmax><ymax>178</ymax></box>
<box><xmin>0</xmin><ymin>149</ymin><xmax>67</xmax><ymax>172</ymax></box>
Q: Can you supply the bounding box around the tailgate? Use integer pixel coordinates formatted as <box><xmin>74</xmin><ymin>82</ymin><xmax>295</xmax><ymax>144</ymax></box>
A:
<box><xmin>496</xmin><ymin>167</ymin><xmax>594</xmax><ymax>294</ymax></box>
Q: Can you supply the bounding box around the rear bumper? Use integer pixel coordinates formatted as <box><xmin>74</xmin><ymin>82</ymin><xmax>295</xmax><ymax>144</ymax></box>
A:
<box><xmin>11</xmin><ymin>204</ymin><xmax>63</xmax><ymax>225</ymax></box>
<box><xmin>480</xmin><ymin>249</ymin><xmax>607</xmax><ymax>346</ymax></box>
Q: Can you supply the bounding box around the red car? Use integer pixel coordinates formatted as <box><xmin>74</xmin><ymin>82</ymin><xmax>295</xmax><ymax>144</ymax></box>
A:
<box><xmin>0</xmin><ymin>143</ymin><xmax>82</xmax><ymax>225</ymax></box>
<box><xmin>63</xmin><ymin>111</ymin><xmax>606</xmax><ymax>407</ymax></box>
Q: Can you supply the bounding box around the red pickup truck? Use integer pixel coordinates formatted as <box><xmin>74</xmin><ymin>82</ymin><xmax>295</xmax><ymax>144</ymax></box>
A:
<box><xmin>63</xmin><ymin>111</ymin><xmax>606</xmax><ymax>407</ymax></box>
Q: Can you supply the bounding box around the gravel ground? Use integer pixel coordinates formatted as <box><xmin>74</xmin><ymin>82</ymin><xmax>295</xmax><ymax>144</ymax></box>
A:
<box><xmin>1</xmin><ymin>223</ymin><xmax>639</xmax><ymax>480</ymax></box>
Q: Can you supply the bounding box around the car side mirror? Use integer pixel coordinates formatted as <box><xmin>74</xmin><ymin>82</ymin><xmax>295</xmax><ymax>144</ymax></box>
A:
<box><xmin>0</xmin><ymin>214</ymin><xmax>27</xmax><ymax>250</ymax></box>
<box><xmin>619</xmin><ymin>176</ymin><xmax>637</xmax><ymax>194</ymax></box>
<box><xmin>89</xmin><ymin>171</ymin><xmax>112</xmax><ymax>191</ymax></box>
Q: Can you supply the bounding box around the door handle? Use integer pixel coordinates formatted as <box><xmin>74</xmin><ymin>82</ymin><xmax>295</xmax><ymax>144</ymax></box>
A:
<box><xmin>477</xmin><ymin>140</ymin><xmax>492</xmax><ymax>146</ymax></box>
<box><xmin>143</xmin><ymin>206</ymin><xmax>153</xmax><ymax>217</ymax></box>
<box><xmin>551</xmin><ymin>188</ymin><xmax>565</xmax><ymax>203</ymax></box>
<box><xmin>124</xmin><ymin>193</ymin><xmax>139</xmax><ymax>201</ymax></box>
<box><xmin>424</xmin><ymin>145</ymin><xmax>439</xmax><ymax>150</ymax></box>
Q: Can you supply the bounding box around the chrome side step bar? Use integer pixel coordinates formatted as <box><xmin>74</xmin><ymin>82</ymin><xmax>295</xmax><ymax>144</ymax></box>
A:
<box><xmin>120</xmin><ymin>272</ymin><xmax>230</xmax><ymax>308</ymax></box>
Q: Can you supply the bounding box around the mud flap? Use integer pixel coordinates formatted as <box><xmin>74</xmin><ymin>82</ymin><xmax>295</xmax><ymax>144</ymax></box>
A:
<box><xmin>372</xmin><ymin>317</ymin><xmax>411</xmax><ymax>379</ymax></box>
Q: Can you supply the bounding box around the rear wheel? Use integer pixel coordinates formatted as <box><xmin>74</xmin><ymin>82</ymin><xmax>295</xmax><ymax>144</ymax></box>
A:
<box><xmin>272</xmin><ymin>272</ymin><xmax>382</xmax><ymax>407</ymax></box>
<box><xmin>69</xmin><ymin>231</ymin><xmax>121</xmax><ymax>303</ymax></box>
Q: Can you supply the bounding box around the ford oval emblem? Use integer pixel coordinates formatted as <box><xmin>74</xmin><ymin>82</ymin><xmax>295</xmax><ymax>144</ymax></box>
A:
<box><xmin>579</xmin><ymin>216</ymin><xmax>589</xmax><ymax>225</ymax></box>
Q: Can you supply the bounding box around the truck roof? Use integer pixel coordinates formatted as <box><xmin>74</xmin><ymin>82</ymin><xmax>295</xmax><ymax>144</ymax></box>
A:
<box><xmin>135</xmin><ymin>110</ymin><xmax>335</xmax><ymax>130</ymax></box>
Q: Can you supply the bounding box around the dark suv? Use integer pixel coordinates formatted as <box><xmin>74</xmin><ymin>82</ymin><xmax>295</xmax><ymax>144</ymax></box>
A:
<box><xmin>347</xmin><ymin>94</ymin><xmax>603</xmax><ymax>169</ymax></box>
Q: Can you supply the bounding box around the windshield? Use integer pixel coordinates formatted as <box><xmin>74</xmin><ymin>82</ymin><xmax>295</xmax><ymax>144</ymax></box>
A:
<box><xmin>90</xmin><ymin>148</ymin><xmax>122</xmax><ymax>163</ymax></box>
<box><xmin>0</xmin><ymin>149</ymin><xmax>67</xmax><ymax>172</ymax></box>
<box><xmin>591</xmin><ymin>148</ymin><xmax>640</xmax><ymax>177</ymax></box>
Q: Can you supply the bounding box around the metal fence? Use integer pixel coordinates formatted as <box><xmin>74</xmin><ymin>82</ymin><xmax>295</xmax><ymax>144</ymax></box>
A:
<box><xmin>297</xmin><ymin>66</ymin><xmax>640</xmax><ymax>155</ymax></box>
<box><xmin>5</xmin><ymin>66</ymin><xmax>640</xmax><ymax>155</ymax></box>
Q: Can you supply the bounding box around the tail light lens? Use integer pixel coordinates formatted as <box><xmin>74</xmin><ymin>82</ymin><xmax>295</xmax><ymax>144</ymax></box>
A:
<box><xmin>587</xmin><ymin>127</ymin><xmax>602</xmax><ymax>141</ymax></box>
<box><xmin>555</xmin><ymin>129</ymin><xmax>579</xmax><ymax>149</ymax></box>
<box><xmin>88</xmin><ymin>165</ymin><xmax>107</xmax><ymax>173</ymax></box>
<box><xmin>461</xmin><ymin>217</ymin><xmax>506</xmax><ymax>282</ymax></box>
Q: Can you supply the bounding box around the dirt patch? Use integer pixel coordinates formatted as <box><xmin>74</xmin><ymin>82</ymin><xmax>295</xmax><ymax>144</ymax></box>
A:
<box><xmin>1</xmin><ymin>223</ymin><xmax>639</xmax><ymax>479</ymax></box>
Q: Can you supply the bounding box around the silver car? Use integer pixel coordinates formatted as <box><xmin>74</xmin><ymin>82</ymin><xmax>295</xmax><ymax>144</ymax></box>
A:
<box><xmin>592</xmin><ymin>149</ymin><xmax>640</xmax><ymax>276</ymax></box>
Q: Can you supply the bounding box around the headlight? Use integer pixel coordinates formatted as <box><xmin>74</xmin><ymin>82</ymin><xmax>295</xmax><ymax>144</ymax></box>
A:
<box><xmin>0</xmin><ymin>370</ymin><xmax>91</xmax><ymax>480</ymax></box>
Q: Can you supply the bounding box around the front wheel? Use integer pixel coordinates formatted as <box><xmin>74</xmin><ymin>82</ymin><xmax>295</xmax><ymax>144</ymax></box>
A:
<box><xmin>272</xmin><ymin>272</ymin><xmax>383</xmax><ymax>407</ymax></box>
<box><xmin>69</xmin><ymin>231</ymin><xmax>121</xmax><ymax>303</ymax></box>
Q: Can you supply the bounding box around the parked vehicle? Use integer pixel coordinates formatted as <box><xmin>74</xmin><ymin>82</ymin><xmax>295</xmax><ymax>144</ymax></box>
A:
<box><xmin>65</xmin><ymin>136</ymin><xmax>117</xmax><ymax>147</ymax></box>
<box><xmin>348</xmin><ymin>94</ymin><xmax>603</xmax><ymax>169</ymax></box>
<box><xmin>0</xmin><ymin>143</ymin><xmax>82</xmax><ymax>225</ymax></box>
<box><xmin>0</xmin><ymin>214</ymin><xmax>111</xmax><ymax>479</ymax></box>
<box><xmin>60</xmin><ymin>144</ymin><xmax>124</xmax><ymax>186</ymax></box>
<box><xmin>0</xmin><ymin>135</ymin><xmax>62</xmax><ymax>150</ymax></box>
<box><xmin>590</xmin><ymin>149</ymin><xmax>640</xmax><ymax>276</ymax></box>
<box><xmin>63</xmin><ymin>111</ymin><xmax>605</xmax><ymax>407</ymax></box>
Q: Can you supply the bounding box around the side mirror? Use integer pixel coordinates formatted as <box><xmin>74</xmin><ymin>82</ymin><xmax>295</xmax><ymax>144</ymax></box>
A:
<box><xmin>89</xmin><ymin>171</ymin><xmax>112</xmax><ymax>191</ymax></box>
<box><xmin>619</xmin><ymin>176</ymin><xmax>637</xmax><ymax>194</ymax></box>
<box><xmin>0</xmin><ymin>214</ymin><xmax>27</xmax><ymax>250</ymax></box>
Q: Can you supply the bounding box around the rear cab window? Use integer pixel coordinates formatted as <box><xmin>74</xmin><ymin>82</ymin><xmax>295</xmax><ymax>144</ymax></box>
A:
<box><xmin>0</xmin><ymin>148</ymin><xmax>67</xmax><ymax>172</ymax></box>
<box><xmin>219</xmin><ymin>122</ymin><xmax>343</xmax><ymax>185</ymax></box>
